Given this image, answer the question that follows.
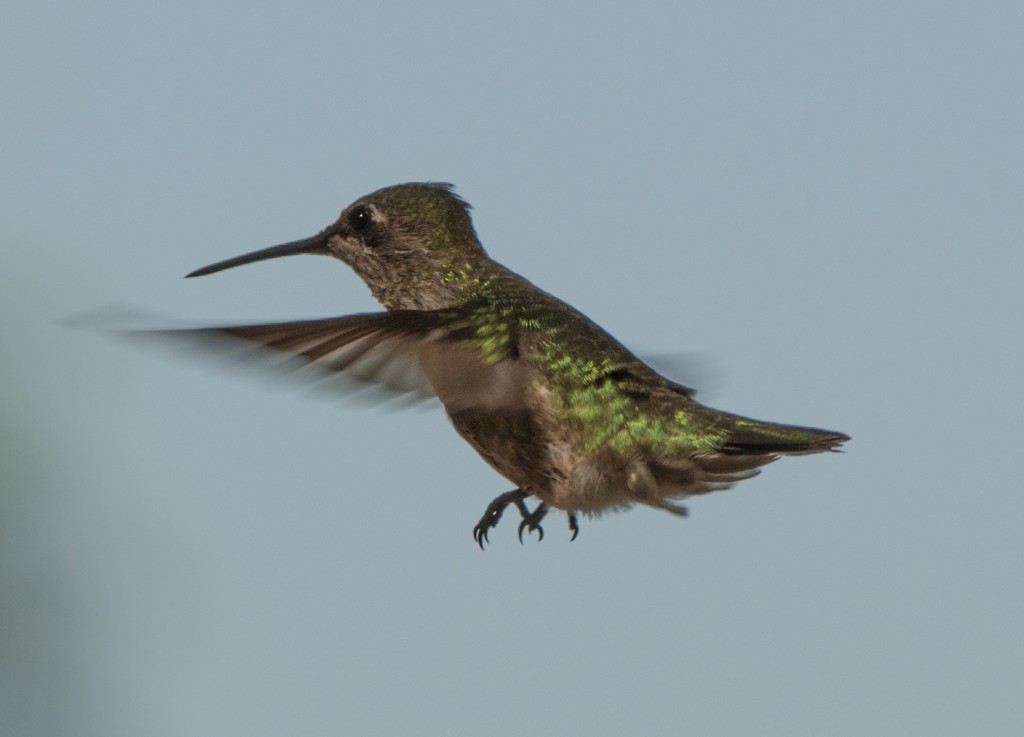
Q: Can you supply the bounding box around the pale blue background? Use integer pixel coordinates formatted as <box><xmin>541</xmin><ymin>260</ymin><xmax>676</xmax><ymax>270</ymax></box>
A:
<box><xmin>3</xmin><ymin>2</ymin><xmax>1022</xmax><ymax>735</ymax></box>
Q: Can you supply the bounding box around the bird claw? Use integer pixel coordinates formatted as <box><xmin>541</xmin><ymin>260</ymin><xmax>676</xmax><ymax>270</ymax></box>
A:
<box><xmin>517</xmin><ymin>503</ymin><xmax>548</xmax><ymax>544</ymax></box>
<box><xmin>472</xmin><ymin>492</ymin><xmax>580</xmax><ymax>547</ymax></box>
<box><xmin>473</xmin><ymin>489</ymin><xmax>530</xmax><ymax>550</ymax></box>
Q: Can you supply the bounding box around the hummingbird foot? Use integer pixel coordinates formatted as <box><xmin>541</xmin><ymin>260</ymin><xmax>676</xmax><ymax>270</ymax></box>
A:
<box><xmin>567</xmin><ymin>512</ymin><xmax>579</xmax><ymax>542</ymax></box>
<box><xmin>517</xmin><ymin>503</ymin><xmax>549</xmax><ymax>544</ymax></box>
<box><xmin>473</xmin><ymin>489</ymin><xmax>531</xmax><ymax>550</ymax></box>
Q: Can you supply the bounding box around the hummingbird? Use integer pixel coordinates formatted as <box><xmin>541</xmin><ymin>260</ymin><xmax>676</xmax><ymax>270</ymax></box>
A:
<box><xmin>177</xmin><ymin>182</ymin><xmax>848</xmax><ymax>547</ymax></box>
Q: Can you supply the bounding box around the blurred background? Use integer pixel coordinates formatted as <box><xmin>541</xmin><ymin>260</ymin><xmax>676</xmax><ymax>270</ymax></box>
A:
<box><xmin>3</xmin><ymin>2</ymin><xmax>1022</xmax><ymax>735</ymax></box>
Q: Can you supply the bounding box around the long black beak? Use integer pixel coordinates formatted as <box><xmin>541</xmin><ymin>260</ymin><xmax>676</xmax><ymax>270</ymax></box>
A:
<box><xmin>186</xmin><ymin>232</ymin><xmax>330</xmax><ymax>278</ymax></box>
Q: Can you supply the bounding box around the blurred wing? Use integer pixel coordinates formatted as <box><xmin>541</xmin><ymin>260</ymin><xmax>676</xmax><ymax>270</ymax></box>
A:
<box><xmin>147</xmin><ymin>309</ymin><xmax>529</xmax><ymax>412</ymax></box>
<box><xmin>641</xmin><ymin>352</ymin><xmax>728</xmax><ymax>399</ymax></box>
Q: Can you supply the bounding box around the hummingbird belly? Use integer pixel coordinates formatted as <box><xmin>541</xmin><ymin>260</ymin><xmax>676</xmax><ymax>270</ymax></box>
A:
<box><xmin>447</xmin><ymin>407</ymin><xmax>561</xmax><ymax>498</ymax></box>
<box><xmin>447</xmin><ymin>393</ymin><xmax>683</xmax><ymax>516</ymax></box>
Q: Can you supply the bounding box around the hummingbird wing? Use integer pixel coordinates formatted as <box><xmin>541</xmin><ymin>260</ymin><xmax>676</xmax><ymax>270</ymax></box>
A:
<box><xmin>146</xmin><ymin>308</ymin><xmax>530</xmax><ymax>412</ymax></box>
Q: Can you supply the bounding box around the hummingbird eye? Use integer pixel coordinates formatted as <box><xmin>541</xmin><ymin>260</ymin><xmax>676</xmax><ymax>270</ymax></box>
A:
<box><xmin>347</xmin><ymin>205</ymin><xmax>373</xmax><ymax>232</ymax></box>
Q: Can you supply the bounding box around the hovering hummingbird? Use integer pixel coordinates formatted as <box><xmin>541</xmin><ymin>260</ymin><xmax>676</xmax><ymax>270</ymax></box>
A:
<box><xmin>177</xmin><ymin>182</ymin><xmax>847</xmax><ymax>547</ymax></box>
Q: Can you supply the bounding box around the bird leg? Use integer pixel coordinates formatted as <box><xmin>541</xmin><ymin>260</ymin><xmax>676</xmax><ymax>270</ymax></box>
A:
<box><xmin>473</xmin><ymin>491</ymin><xmax>582</xmax><ymax>548</ymax></box>
<box><xmin>473</xmin><ymin>489</ymin><xmax>531</xmax><ymax>549</ymax></box>
<box><xmin>567</xmin><ymin>512</ymin><xmax>580</xmax><ymax>542</ymax></box>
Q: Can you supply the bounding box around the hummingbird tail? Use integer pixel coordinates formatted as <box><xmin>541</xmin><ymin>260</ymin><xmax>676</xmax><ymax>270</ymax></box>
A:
<box><xmin>719</xmin><ymin>417</ymin><xmax>849</xmax><ymax>456</ymax></box>
<box><xmin>645</xmin><ymin>416</ymin><xmax>848</xmax><ymax>499</ymax></box>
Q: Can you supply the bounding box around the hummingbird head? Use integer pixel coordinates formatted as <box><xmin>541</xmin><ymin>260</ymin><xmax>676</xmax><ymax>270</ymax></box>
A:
<box><xmin>187</xmin><ymin>182</ymin><xmax>490</xmax><ymax>310</ymax></box>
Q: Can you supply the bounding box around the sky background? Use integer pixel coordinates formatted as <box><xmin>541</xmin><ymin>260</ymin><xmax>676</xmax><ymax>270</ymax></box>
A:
<box><xmin>3</xmin><ymin>2</ymin><xmax>1023</xmax><ymax>735</ymax></box>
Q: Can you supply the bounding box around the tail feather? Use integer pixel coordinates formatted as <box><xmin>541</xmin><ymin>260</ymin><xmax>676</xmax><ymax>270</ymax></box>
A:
<box><xmin>649</xmin><ymin>413</ymin><xmax>848</xmax><ymax>499</ymax></box>
<box><xmin>720</xmin><ymin>417</ymin><xmax>849</xmax><ymax>456</ymax></box>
